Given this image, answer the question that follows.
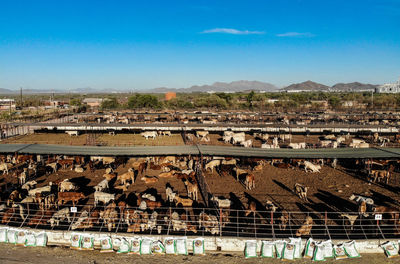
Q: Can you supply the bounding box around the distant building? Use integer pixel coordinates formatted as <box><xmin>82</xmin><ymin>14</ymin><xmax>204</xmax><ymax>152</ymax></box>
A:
<box><xmin>376</xmin><ymin>78</ymin><xmax>400</xmax><ymax>93</ymax></box>
<box><xmin>43</xmin><ymin>100</ymin><xmax>68</xmax><ymax>108</ymax></box>
<box><xmin>165</xmin><ymin>92</ymin><xmax>176</xmax><ymax>101</ymax></box>
<box><xmin>83</xmin><ymin>98</ymin><xmax>104</xmax><ymax>107</ymax></box>
<box><xmin>0</xmin><ymin>99</ymin><xmax>16</xmax><ymax>110</ymax></box>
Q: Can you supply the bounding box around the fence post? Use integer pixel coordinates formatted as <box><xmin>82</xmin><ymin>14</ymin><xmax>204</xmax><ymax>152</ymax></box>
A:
<box><xmin>254</xmin><ymin>212</ymin><xmax>257</xmax><ymax>238</ymax></box>
<box><xmin>271</xmin><ymin>210</ymin><xmax>275</xmax><ymax>239</ymax></box>
<box><xmin>236</xmin><ymin>210</ymin><xmax>239</xmax><ymax>238</ymax></box>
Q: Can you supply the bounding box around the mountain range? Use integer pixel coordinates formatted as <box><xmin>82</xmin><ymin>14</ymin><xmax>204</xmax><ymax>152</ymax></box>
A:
<box><xmin>148</xmin><ymin>80</ymin><xmax>278</xmax><ymax>93</ymax></box>
<box><xmin>0</xmin><ymin>80</ymin><xmax>379</xmax><ymax>94</ymax></box>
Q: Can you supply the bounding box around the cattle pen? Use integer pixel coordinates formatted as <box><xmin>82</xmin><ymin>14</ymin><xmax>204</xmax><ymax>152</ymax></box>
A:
<box><xmin>1</xmin><ymin>143</ymin><xmax>400</xmax><ymax>254</ymax></box>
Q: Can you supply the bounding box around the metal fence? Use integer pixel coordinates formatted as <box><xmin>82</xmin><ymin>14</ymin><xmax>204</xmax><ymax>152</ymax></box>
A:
<box><xmin>1</xmin><ymin>202</ymin><xmax>399</xmax><ymax>240</ymax></box>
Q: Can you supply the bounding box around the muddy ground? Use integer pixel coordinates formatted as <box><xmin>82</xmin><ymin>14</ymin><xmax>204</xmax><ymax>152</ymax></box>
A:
<box><xmin>0</xmin><ymin>244</ymin><xmax>398</xmax><ymax>264</ymax></box>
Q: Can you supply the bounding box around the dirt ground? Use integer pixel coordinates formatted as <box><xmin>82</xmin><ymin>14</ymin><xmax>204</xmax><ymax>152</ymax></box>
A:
<box><xmin>1</xmin><ymin>133</ymin><xmax>88</xmax><ymax>145</ymax></box>
<box><xmin>1</xmin><ymin>154</ymin><xmax>399</xmax><ymax>230</ymax></box>
<box><xmin>1</xmin><ymin>133</ymin><xmax>185</xmax><ymax>146</ymax></box>
<box><xmin>97</xmin><ymin>134</ymin><xmax>184</xmax><ymax>146</ymax></box>
<box><xmin>1</xmin><ymin>131</ymin><xmax>362</xmax><ymax>148</ymax></box>
<box><xmin>0</xmin><ymin>244</ymin><xmax>398</xmax><ymax>264</ymax></box>
<box><xmin>1</xmin><ymin>132</ymin><xmax>400</xmax><ymax>237</ymax></box>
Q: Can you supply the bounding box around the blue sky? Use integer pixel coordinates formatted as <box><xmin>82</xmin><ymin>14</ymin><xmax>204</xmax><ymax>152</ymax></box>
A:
<box><xmin>0</xmin><ymin>0</ymin><xmax>399</xmax><ymax>91</ymax></box>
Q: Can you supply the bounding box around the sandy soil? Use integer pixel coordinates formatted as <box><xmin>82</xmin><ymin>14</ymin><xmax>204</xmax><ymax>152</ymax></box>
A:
<box><xmin>1</xmin><ymin>133</ymin><xmax>88</xmax><ymax>145</ymax></box>
<box><xmin>97</xmin><ymin>134</ymin><xmax>185</xmax><ymax>146</ymax></box>
<box><xmin>1</xmin><ymin>133</ymin><xmax>185</xmax><ymax>147</ymax></box>
<box><xmin>1</xmin><ymin>132</ymin><xmax>359</xmax><ymax>148</ymax></box>
<box><xmin>0</xmin><ymin>244</ymin><xmax>398</xmax><ymax>264</ymax></box>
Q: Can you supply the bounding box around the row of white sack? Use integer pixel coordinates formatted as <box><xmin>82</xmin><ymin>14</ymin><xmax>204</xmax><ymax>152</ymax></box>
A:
<box><xmin>0</xmin><ymin>227</ymin><xmax>47</xmax><ymax>247</ymax></box>
<box><xmin>245</xmin><ymin>238</ymin><xmax>361</xmax><ymax>261</ymax></box>
<box><xmin>381</xmin><ymin>241</ymin><xmax>400</xmax><ymax>258</ymax></box>
<box><xmin>70</xmin><ymin>233</ymin><xmax>205</xmax><ymax>255</ymax></box>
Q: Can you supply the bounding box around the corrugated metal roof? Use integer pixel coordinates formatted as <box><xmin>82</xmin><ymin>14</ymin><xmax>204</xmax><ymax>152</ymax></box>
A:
<box><xmin>0</xmin><ymin>143</ymin><xmax>399</xmax><ymax>158</ymax></box>
<box><xmin>198</xmin><ymin>145</ymin><xmax>400</xmax><ymax>159</ymax></box>
<box><xmin>0</xmin><ymin>144</ymin><xmax>32</xmax><ymax>153</ymax></box>
<box><xmin>16</xmin><ymin>144</ymin><xmax>199</xmax><ymax>156</ymax></box>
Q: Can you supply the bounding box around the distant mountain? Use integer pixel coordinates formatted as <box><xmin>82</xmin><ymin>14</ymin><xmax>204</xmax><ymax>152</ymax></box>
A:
<box><xmin>281</xmin><ymin>80</ymin><xmax>330</xmax><ymax>92</ymax></box>
<box><xmin>149</xmin><ymin>80</ymin><xmax>278</xmax><ymax>93</ymax></box>
<box><xmin>0</xmin><ymin>80</ymin><xmax>382</xmax><ymax>95</ymax></box>
<box><xmin>0</xmin><ymin>88</ymin><xmax>14</xmax><ymax>94</ymax></box>
<box><xmin>331</xmin><ymin>82</ymin><xmax>377</xmax><ymax>92</ymax></box>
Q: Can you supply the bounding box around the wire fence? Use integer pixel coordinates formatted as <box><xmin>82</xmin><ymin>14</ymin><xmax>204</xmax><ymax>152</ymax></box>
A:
<box><xmin>1</xmin><ymin>202</ymin><xmax>399</xmax><ymax>240</ymax></box>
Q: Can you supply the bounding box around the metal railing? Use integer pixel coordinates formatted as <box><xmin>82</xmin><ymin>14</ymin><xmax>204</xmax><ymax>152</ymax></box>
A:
<box><xmin>1</xmin><ymin>202</ymin><xmax>399</xmax><ymax>240</ymax></box>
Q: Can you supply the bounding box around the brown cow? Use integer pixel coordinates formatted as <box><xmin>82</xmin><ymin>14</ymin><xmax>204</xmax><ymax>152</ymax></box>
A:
<box><xmin>373</xmin><ymin>206</ymin><xmax>400</xmax><ymax>224</ymax></box>
<box><xmin>27</xmin><ymin>211</ymin><xmax>54</xmax><ymax>226</ymax></box>
<box><xmin>141</xmin><ymin>176</ymin><xmax>159</xmax><ymax>184</ymax></box>
<box><xmin>16</xmin><ymin>155</ymin><xmax>33</xmax><ymax>164</ymax></box>
<box><xmin>1</xmin><ymin>208</ymin><xmax>15</xmax><ymax>224</ymax></box>
<box><xmin>279</xmin><ymin>211</ymin><xmax>289</xmax><ymax>231</ymax></box>
<box><xmin>245</xmin><ymin>173</ymin><xmax>255</xmax><ymax>190</ymax></box>
<box><xmin>58</xmin><ymin>159</ymin><xmax>75</xmax><ymax>170</ymax></box>
<box><xmin>296</xmin><ymin>216</ymin><xmax>313</xmax><ymax>237</ymax></box>
<box><xmin>359</xmin><ymin>201</ymin><xmax>367</xmax><ymax>216</ymax></box>
<box><xmin>103</xmin><ymin>172</ymin><xmax>117</xmax><ymax>181</ymax></box>
<box><xmin>57</xmin><ymin>192</ymin><xmax>85</xmax><ymax>206</ymax></box>
<box><xmin>158</xmin><ymin>170</ymin><xmax>176</xmax><ymax>178</ymax></box>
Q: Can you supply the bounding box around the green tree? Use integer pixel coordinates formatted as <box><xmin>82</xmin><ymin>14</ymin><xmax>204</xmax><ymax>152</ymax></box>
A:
<box><xmin>101</xmin><ymin>97</ymin><xmax>119</xmax><ymax>109</ymax></box>
<box><xmin>127</xmin><ymin>94</ymin><xmax>162</xmax><ymax>109</ymax></box>
<box><xmin>328</xmin><ymin>96</ymin><xmax>341</xmax><ymax>109</ymax></box>
<box><xmin>165</xmin><ymin>98</ymin><xmax>193</xmax><ymax>109</ymax></box>
<box><xmin>246</xmin><ymin>91</ymin><xmax>255</xmax><ymax>108</ymax></box>
<box><xmin>70</xmin><ymin>98</ymin><xmax>82</xmax><ymax>106</ymax></box>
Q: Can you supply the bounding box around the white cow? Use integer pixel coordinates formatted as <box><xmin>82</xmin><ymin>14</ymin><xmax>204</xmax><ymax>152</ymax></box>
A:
<box><xmin>49</xmin><ymin>208</ymin><xmax>71</xmax><ymax>227</ymax></box>
<box><xmin>65</xmin><ymin>130</ymin><xmax>79</xmax><ymax>136</ymax></box>
<box><xmin>210</xmin><ymin>196</ymin><xmax>231</xmax><ymax>208</ymax></box>
<box><xmin>320</xmin><ymin>140</ymin><xmax>332</xmax><ymax>148</ymax></box>
<box><xmin>196</xmin><ymin>131</ymin><xmax>209</xmax><ymax>141</ymax></box>
<box><xmin>141</xmin><ymin>131</ymin><xmax>157</xmax><ymax>140</ymax></box>
<box><xmin>0</xmin><ymin>163</ymin><xmax>11</xmax><ymax>175</ymax></box>
<box><xmin>22</xmin><ymin>180</ymin><xmax>37</xmax><ymax>191</ymax></box>
<box><xmin>94</xmin><ymin>191</ymin><xmax>115</xmax><ymax>206</ymax></box>
<box><xmin>28</xmin><ymin>184</ymin><xmax>52</xmax><ymax>196</ymax></box>
<box><xmin>161</xmin><ymin>131</ymin><xmax>172</xmax><ymax>136</ymax></box>
<box><xmin>205</xmin><ymin>160</ymin><xmax>221</xmax><ymax>173</ymax></box>
<box><xmin>352</xmin><ymin>139</ymin><xmax>365</xmax><ymax>145</ymax></box>
<box><xmin>46</xmin><ymin>162</ymin><xmax>58</xmax><ymax>174</ymax></box>
<box><xmin>221</xmin><ymin>159</ymin><xmax>237</xmax><ymax>166</ymax></box>
<box><xmin>58</xmin><ymin>179</ymin><xmax>77</xmax><ymax>192</ymax></box>
<box><xmin>241</xmin><ymin>139</ymin><xmax>253</xmax><ymax>148</ymax></box>
<box><xmin>222</xmin><ymin>135</ymin><xmax>233</xmax><ymax>143</ymax></box>
<box><xmin>261</xmin><ymin>143</ymin><xmax>280</xmax><ymax>149</ymax></box>
<box><xmin>288</xmin><ymin>142</ymin><xmax>306</xmax><ymax>149</ymax></box>
<box><xmin>94</xmin><ymin>179</ymin><xmax>109</xmax><ymax>192</ymax></box>
<box><xmin>166</xmin><ymin>187</ymin><xmax>177</xmax><ymax>202</ymax></box>
<box><xmin>304</xmin><ymin>161</ymin><xmax>321</xmax><ymax>173</ymax></box>
<box><xmin>231</xmin><ymin>132</ymin><xmax>246</xmax><ymax>145</ymax></box>
<box><xmin>279</xmin><ymin>134</ymin><xmax>292</xmax><ymax>142</ymax></box>
<box><xmin>336</xmin><ymin>136</ymin><xmax>345</xmax><ymax>144</ymax></box>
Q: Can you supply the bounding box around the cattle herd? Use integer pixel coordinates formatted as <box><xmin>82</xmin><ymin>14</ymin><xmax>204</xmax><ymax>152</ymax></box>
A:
<box><xmin>73</xmin><ymin>111</ymin><xmax>400</xmax><ymax>127</ymax></box>
<box><xmin>0</xmin><ymin>144</ymin><xmax>399</xmax><ymax>240</ymax></box>
<box><xmin>1</xmin><ymin>110</ymin><xmax>400</xmax><ymax>240</ymax></box>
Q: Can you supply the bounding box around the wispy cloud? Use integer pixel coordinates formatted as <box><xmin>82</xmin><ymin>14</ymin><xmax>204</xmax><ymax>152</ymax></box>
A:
<box><xmin>201</xmin><ymin>28</ymin><xmax>265</xmax><ymax>35</ymax></box>
<box><xmin>276</xmin><ymin>32</ymin><xmax>315</xmax><ymax>37</ymax></box>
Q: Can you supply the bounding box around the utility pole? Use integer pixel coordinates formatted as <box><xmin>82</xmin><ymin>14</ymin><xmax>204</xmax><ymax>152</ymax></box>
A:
<box><xmin>371</xmin><ymin>90</ymin><xmax>374</xmax><ymax>110</ymax></box>
<box><xmin>20</xmin><ymin>87</ymin><xmax>23</xmax><ymax>107</ymax></box>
